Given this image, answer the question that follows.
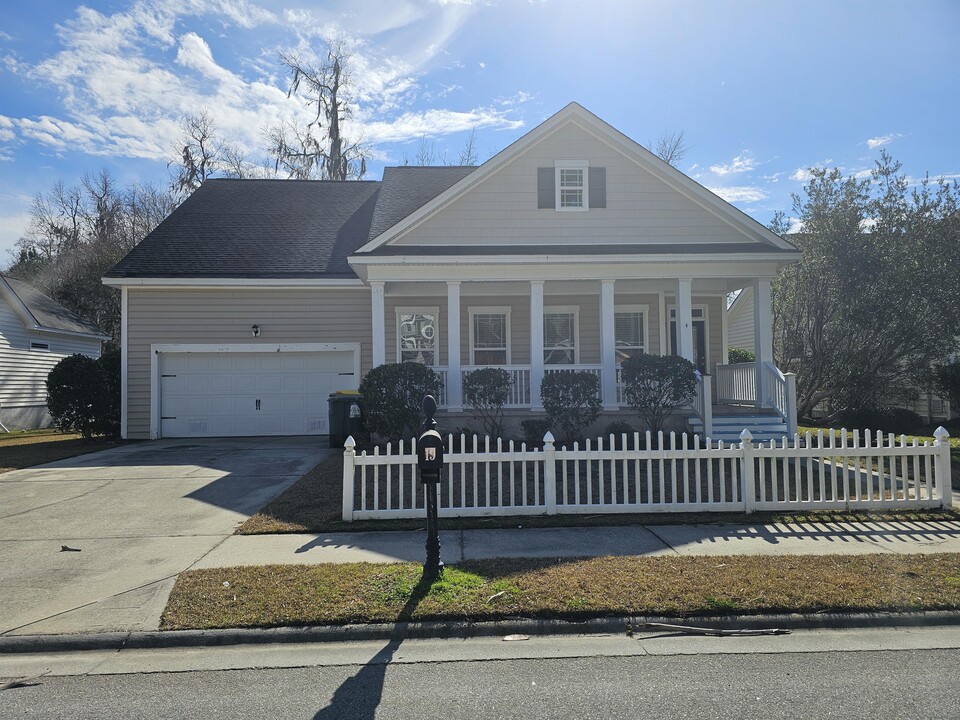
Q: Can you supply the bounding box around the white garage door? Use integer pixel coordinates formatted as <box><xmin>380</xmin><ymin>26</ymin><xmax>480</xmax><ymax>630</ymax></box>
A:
<box><xmin>159</xmin><ymin>351</ymin><xmax>357</xmax><ymax>437</ymax></box>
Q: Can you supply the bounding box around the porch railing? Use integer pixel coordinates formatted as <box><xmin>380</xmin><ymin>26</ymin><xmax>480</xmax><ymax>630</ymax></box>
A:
<box><xmin>461</xmin><ymin>365</ymin><xmax>532</xmax><ymax>406</ymax></box>
<box><xmin>715</xmin><ymin>362</ymin><xmax>756</xmax><ymax>405</ymax></box>
<box><xmin>693</xmin><ymin>372</ymin><xmax>713</xmax><ymax>438</ymax></box>
<box><xmin>763</xmin><ymin>362</ymin><xmax>798</xmax><ymax>435</ymax></box>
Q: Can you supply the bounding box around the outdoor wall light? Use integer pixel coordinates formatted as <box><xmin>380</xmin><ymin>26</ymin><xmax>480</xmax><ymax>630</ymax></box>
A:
<box><xmin>251</xmin><ymin>324</ymin><xmax>261</xmax><ymax>337</ymax></box>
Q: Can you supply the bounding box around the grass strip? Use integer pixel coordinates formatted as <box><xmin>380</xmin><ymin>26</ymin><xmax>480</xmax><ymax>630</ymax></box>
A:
<box><xmin>0</xmin><ymin>431</ymin><xmax>123</xmax><ymax>473</ymax></box>
<box><xmin>237</xmin><ymin>454</ymin><xmax>960</xmax><ymax>535</ymax></box>
<box><xmin>162</xmin><ymin>553</ymin><xmax>960</xmax><ymax>630</ymax></box>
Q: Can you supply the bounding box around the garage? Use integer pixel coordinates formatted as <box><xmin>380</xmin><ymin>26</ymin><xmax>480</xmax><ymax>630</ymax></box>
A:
<box><xmin>156</xmin><ymin>345</ymin><xmax>359</xmax><ymax>438</ymax></box>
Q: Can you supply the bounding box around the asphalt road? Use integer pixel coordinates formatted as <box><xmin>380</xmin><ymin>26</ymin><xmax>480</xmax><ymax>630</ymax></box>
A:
<box><xmin>3</xmin><ymin>629</ymin><xmax>960</xmax><ymax>719</ymax></box>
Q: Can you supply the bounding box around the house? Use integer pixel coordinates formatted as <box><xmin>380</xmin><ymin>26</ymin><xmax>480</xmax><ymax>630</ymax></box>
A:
<box><xmin>104</xmin><ymin>102</ymin><xmax>802</xmax><ymax>442</ymax></box>
<box><xmin>727</xmin><ymin>286</ymin><xmax>956</xmax><ymax>423</ymax></box>
<box><xmin>0</xmin><ymin>274</ymin><xmax>110</xmax><ymax>430</ymax></box>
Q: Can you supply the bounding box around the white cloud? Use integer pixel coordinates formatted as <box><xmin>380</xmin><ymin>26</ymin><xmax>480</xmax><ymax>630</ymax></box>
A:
<box><xmin>786</xmin><ymin>217</ymin><xmax>804</xmax><ymax>234</ymax></box>
<box><xmin>866</xmin><ymin>133</ymin><xmax>902</xmax><ymax>149</ymax></box>
<box><xmin>761</xmin><ymin>172</ymin><xmax>784</xmax><ymax>182</ymax></box>
<box><xmin>363</xmin><ymin>106</ymin><xmax>523</xmax><ymax>144</ymax></box>
<box><xmin>710</xmin><ymin>152</ymin><xmax>757</xmax><ymax>176</ymax></box>
<box><xmin>860</xmin><ymin>217</ymin><xmax>878</xmax><ymax>231</ymax></box>
<box><xmin>707</xmin><ymin>186</ymin><xmax>768</xmax><ymax>203</ymax></box>
<box><xmin>853</xmin><ymin>168</ymin><xmax>872</xmax><ymax>179</ymax></box>
<box><xmin>790</xmin><ymin>167</ymin><xmax>812</xmax><ymax>182</ymax></box>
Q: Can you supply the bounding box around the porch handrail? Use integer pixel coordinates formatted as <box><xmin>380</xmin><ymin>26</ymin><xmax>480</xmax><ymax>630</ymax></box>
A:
<box><xmin>762</xmin><ymin>361</ymin><xmax>798</xmax><ymax>435</ymax></box>
<box><xmin>715</xmin><ymin>362</ymin><xmax>756</xmax><ymax>405</ymax></box>
<box><xmin>693</xmin><ymin>372</ymin><xmax>713</xmax><ymax>439</ymax></box>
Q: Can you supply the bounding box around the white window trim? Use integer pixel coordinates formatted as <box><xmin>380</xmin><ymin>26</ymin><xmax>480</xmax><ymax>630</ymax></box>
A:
<box><xmin>468</xmin><ymin>306</ymin><xmax>512</xmax><ymax>366</ymax></box>
<box><xmin>544</xmin><ymin>305</ymin><xmax>580</xmax><ymax>364</ymax></box>
<box><xmin>667</xmin><ymin>303</ymin><xmax>710</xmax><ymax>371</ymax></box>
<box><xmin>555</xmin><ymin>160</ymin><xmax>589</xmax><ymax>212</ymax></box>
<box><xmin>395</xmin><ymin>306</ymin><xmax>440</xmax><ymax>365</ymax></box>
<box><xmin>614</xmin><ymin>303</ymin><xmax>649</xmax><ymax>362</ymax></box>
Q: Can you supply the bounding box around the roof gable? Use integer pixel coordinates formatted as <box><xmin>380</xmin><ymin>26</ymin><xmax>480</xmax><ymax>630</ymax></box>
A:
<box><xmin>0</xmin><ymin>275</ymin><xmax>107</xmax><ymax>338</ymax></box>
<box><xmin>355</xmin><ymin>102</ymin><xmax>796</xmax><ymax>255</ymax></box>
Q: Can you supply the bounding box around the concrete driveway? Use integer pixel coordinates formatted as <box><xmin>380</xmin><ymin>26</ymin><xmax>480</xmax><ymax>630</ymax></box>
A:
<box><xmin>0</xmin><ymin>436</ymin><xmax>330</xmax><ymax>636</ymax></box>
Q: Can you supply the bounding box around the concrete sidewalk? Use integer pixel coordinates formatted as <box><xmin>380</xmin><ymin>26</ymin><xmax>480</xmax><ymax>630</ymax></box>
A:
<box><xmin>193</xmin><ymin>519</ymin><xmax>960</xmax><ymax>568</ymax></box>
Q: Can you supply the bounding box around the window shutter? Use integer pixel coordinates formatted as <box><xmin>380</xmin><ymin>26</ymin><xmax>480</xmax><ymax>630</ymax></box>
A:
<box><xmin>537</xmin><ymin>167</ymin><xmax>555</xmax><ymax>209</ymax></box>
<box><xmin>589</xmin><ymin>167</ymin><xmax>606</xmax><ymax>208</ymax></box>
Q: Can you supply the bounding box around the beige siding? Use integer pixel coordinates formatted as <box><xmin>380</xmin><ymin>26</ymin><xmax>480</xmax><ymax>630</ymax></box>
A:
<box><xmin>0</xmin><ymin>297</ymin><xmax>101</xmax><ymax>410</ymax></box>
<box><xmin>727</xmin><ymin>287</ymin><xmax>755</xmax><ymax>351</ymax></box>
<box><xmin>126</xmin><ymin>288</ymin><xmax>372</xmax><ymax>439</ymax></box>
<box><xmin>394</xmin><ymin>123</ymin><xmax>752</xmax><ymax>247</ymax></box>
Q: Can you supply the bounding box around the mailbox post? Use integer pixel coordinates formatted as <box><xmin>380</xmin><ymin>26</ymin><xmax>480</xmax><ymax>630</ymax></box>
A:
<box><xmin>417</xmin><ymin>395</ymin><xmax>444</xmax><ymax>576</ymax></box>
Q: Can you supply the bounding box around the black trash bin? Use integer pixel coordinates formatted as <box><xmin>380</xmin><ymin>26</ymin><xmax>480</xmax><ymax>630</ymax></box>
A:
<box><xmin>328</xmin><ymin>391</ymin><xmax>364</xmax><ymax>448</ymax></box>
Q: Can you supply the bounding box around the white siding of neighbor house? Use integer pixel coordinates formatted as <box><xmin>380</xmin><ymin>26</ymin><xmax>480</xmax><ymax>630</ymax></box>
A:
<box><xmin>0</xmin><ymin>296</ymin><xmax>102</xmax><ymax>426</ymax></box>
<box><xmin>391</xmin><ymin>123</ymin><xmax>755</xmax><ymax>247</ymax></box>
<box><xmin>125</xmin><ymin>288</ymin><xmax>373</xmax><ymax>439</ymax></box>
<box><xmin>727</xmin><ymin>287</ymin><xmax>755</xmax><ymax>352</ymax></box>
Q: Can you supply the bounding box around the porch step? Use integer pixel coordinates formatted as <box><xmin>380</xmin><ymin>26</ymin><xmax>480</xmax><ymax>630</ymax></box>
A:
<box><xmin>688</xmin><ymin>414</ymin><xmax>788</xmax><ymax>444</ymax></box>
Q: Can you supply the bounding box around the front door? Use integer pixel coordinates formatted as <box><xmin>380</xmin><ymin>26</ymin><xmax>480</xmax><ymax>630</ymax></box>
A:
<box><xmin>670</xmin><ymin>318</ymin><xmax>707</xmax><ymax>374</ymax></box>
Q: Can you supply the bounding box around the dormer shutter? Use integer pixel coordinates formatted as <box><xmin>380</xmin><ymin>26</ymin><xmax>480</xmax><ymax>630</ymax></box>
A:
<box><xmin>537</xmin><ymin>167</ymin><xmax>554</xmax><ymax>209</ymax></box>
<box><xmin>589</xmin><ymin>167</ymin><xmax>606</xmax><ymax>208</ymax></box>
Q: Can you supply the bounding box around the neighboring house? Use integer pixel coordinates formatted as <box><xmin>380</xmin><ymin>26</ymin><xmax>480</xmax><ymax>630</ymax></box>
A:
<box><xmin>0</xmin><ymin>275</ymin><xmax>110</xmax><ymax>431</ymax></box>
<box><xmin>104</xmin><ymin>102</ymin><xmax>802</xmax><ymax>442</ymax></box>
<box><xmin>726</xmin><ymin>286</ymin><xmax>955</xmax><ymax>422</ymax></box>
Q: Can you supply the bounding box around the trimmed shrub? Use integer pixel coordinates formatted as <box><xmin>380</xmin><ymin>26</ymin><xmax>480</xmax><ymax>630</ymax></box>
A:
<box><xmin>462</xmin><ymin>367</ymin><xmax>511</xmax><ymax>439</ymax></box>
<box><xmin>603</xmin><ymin>420</ymin><xmax>636</xmax><ymax>449</ymax></box>
<box><xmin>358</xmin><ymin>362</ymin><xmax>442</xmax><ymax>442</ymax></box>
<box><xmin>46</xmin><ymin>354</ymin><xmax>105</xmax><ymax>440</ymax></box>
<box><xmin>728</xmin><ymin>347</ymin><xmax>756</xmax><ymax>364</ymax></box>
<box><xmin>520</xmin><ymin>418</ymin><xmax>552</xmax><ymax>449</ymax></box>
<box><xmin>94</xmin><ymin>347</ymin><xmax>121</xmax><ymax>437</ymax></box>
<box><xmin>540</xmin><ymin>371</ymin><xmax>602</xmax><ymax>446</ymax></box>
<box><xmin>832</xmin><ymin>407</ymin><xmax>924</xmax><ymax>435</ymax></box>
<box><xmin>621</xmin><ymin>354</ymin><xmax>697</xmax><ymax>436</ymax></box>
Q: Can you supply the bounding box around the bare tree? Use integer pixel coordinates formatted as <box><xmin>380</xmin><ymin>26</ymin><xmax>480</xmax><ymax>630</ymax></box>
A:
<box><xmin>457</xmin><ymin>128</ymin><xmax>479</xmax><ymax>165</ymax></box>
<box><xmin>414</xmin><ymin>135</ymin><xmax>435</xmax><ymax>166</ymax></box>
<box><xmin>169</xmin><ymin>112</ymin><xmax>222</xmax><ymax>196</ymax></box>
<box><xmin>273</xmin><ymin>41</ymin><xmax>368</xmax><ymax>180</ymax></box>
<box><xmin>652</xmin><ymin>130</ymin><xmax>690</xmax><ymax>167</ymax></box>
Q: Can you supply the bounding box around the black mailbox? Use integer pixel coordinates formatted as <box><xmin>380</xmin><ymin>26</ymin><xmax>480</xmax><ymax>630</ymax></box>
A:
<box><xmin>417</xmin><ymin>429</ymin><xmax>444</xmax><ymax>479</ymax></box>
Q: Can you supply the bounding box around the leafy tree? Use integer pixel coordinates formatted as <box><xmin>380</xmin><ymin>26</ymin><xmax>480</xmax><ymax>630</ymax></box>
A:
<box><xmin>358</xmin><ymin>363</ymin><xmax>441</xmax><ymax>441</ymax></box>
<box><xmin>935</xmin><ymin>359</ymin><xmax>960</xmax><ymax>412</ymax></box>
<box><xmin>540</xmin><ymin>371</ymin><xmax>602</xmax><ymax>445</ymax></box>
<box><xmin>46</xmin><ymin>354</ymin><xmax>105</xmax><ymax>440</ymax></box>
<box><xmin>621</xmin><ymin>355</ymin><xmax>697</xmax><ymax>436</ymax></box>
<box><xmin>772</xmin><ymin>152</ymin><xmax>960</xmax><ymax>419</ymax></box>
<box><xmin>728</xmin><ymin>347</ymin><xmax>755</xmax><ymax>364</ymax></box>
<box><xmin>462</xmin><ymin>367</ymin><xmax>511</xmax><ymax>439</ymax></box>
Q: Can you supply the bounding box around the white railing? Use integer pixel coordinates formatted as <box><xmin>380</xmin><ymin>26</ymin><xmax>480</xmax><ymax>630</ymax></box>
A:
<box><xmin>341</xmin><ymin>427</ymin><xmax>952</xmax><ymax>520</ymax></box>
<box><xmin>763</xmin><ymin>362</ymin><xmax>798</xmax><ymax>435</ymax></box>
<box><xmin>693</xmin><ymin>373</ymin><xmax>713</xmax><ymax>438</ymax></box>
<box><xmin>715</xmin><ymin>362</ymin><xmax>757</xmax><ymax>405</ymax></box>
<box><xmin>461</xmin><ymin>365</ymin><xmax>532</xmax><ymax>407</ymax></box>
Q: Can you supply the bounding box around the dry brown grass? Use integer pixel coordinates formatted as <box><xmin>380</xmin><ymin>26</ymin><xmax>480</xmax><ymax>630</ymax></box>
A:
<box><xmin>161</xmin><ymin>553</ymin><xmax>960</xmax><ymax>630</ymax></box>
<box><xmin>237</xmin><ymin>454</ymin><xmax>960</xmax><ymax>535</ymax></box>
<box><xmin>0</xmin><ymin>430</ymin><xmax>123</xmax><ymax>473</ymax></box>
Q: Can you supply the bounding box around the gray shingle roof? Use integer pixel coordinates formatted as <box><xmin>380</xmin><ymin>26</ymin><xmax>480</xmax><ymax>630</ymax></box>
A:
<box><xmin>366</xmin><ymin>166</ymin><xmax>476</xmax><ymax>241</ymax></box>
<box><xmin>107</xmin><ymin>179</ymin><xmax>381</xmax><ymax>278</ymax></box>
<box><xmin>1</xmin><ymin>275</ymin><xmax>107</xmax><ymax>337</ymax></box>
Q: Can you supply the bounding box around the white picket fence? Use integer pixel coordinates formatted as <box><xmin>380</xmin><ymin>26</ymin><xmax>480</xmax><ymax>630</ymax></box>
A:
<box><xmin>341</xmin><ymin>427</ymin><xmax>954</xmax><ymax>521</ymax></box>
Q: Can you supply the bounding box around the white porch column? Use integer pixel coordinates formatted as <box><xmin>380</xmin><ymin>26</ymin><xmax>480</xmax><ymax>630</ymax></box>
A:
<box><xmin>600</xmin><ymin>279</ymin><xmax>618</xmax><ymax>410</ymax></box>
<box><xmin>371</xmin><ymin>281</ymin><xmax>386</xmax><ymax>367</ymax></box>
<box><xmin>446</xmin><ymin>281</ymin><xmax>462</xmax><ymax>411</ymax></box>
<box><xmin>530</xmin><ymin>281</ymin><xmax>545</xmax><ymax>411</ymax></box>
<box><xmin>754</xmin><ymin>277</ymin><xmax>774</xmax><ymax>406</ymax></box>
<box><xmin>676</xmin><ymin>278</ymin><xmax>695</xmax><ymax>363</ymax></box>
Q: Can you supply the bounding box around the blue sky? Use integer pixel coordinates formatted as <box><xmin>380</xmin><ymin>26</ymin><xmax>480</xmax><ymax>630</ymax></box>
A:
<box><xmin>1</xmin><ymin>0</ymin><xmax>957</xmax><ymax>262</ymax></box>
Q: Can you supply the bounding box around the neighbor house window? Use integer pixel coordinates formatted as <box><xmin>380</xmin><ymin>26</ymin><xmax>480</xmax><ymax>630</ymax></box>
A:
<box><xmin>544</xmin><ymin>308</ymin><xmax>579</xmax><ymax>364</ymax></box>
<box><xmin>470</xmin><ymin>308</ymin><xmax>510</xmax><ymax>365</ymax></box>
<box><xmin>397</xmin><ymin>308</ymin><xmax>438</xmax><ymax>365</ymax></box>
<box><xmin>614</xmin><ymin>305</ymin><xmax>647</xmax><ymax>363</ymax></box>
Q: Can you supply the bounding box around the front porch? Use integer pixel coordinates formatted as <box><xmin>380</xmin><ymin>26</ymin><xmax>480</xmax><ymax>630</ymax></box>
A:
<box><xmin>366</xmin><ymin>276</ymin><xmax>798</xmax><ymax>440</ymax></box>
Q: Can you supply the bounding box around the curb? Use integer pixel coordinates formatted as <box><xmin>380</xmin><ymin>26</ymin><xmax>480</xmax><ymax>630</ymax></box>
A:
<box><xmin>3</xmin><ymin>610</ymin><xmax>960</xmax><ymax>654</ymax></box>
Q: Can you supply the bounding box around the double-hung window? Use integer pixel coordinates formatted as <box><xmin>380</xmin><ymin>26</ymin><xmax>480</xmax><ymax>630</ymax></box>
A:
<box><xmin>397</xmin><ymin>308</ymin><xmax>438</xmax><ymax>365</ymax></box>
<box><xmin>555</xmin><ymin>161</ymin><xmax>588</xmax><ymax>211</ymax></box>
<box><xmin>470</xmin><ymin>308</ymin><xmax>510</xmax><ymax>365</ymax></box>
<box><xmin>544</xmin><ymin>307</ymin><xmax>579</xmax><ymax>364</ymax></box>
<box><xmin>614</xmin><ymin>305</ymin><xmax>647</xmax><ymax>363</ymax></box>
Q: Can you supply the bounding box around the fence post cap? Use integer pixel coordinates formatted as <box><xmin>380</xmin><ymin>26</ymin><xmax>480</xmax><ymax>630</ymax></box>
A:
<box><xmin>543</xmin><ymin>431</ymin><xmax>555</xmax><ymax>444</ymax></box>
<box><xmin>934</xmin><ymin>426</ymin><xmax>950</xmax><ymax>441</ymax></box>
<box><xmin>343</xmin><ymin>435</ymin><xmax>356</xmax><ymax>451</ymax></box>
<box><xmin>739</xmin><ymin>428</ymin><xmax>753</xmax><ymax>442</ymax></box>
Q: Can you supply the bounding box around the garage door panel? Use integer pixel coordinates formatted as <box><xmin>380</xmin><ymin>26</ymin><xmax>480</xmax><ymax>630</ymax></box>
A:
<box><xmin>159</xmin><ymin>350</ymin><xmax>356</xmax><ymax>438</ymax></box>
